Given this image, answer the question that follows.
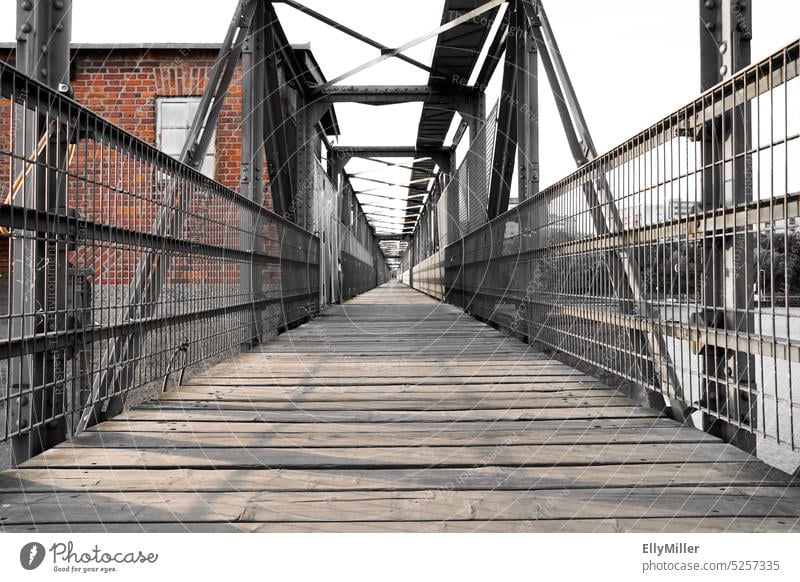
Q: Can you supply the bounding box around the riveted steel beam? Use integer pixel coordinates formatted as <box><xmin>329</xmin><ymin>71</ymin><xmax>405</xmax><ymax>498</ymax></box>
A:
<box><xmin>11</xmin><ymin>0</ymin><xmax>73</xmax><ymax>462</ymax></box>
<box><xmin>316</xmin><ymin>85</ymin><xmax>481</xmax><ymax>105</ymax></box>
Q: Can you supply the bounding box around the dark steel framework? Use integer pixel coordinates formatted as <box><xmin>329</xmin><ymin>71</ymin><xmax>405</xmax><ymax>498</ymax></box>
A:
<box><xmin>401</xmin><ymin>0</ymin><xmax>800</xmax><ymax>460</ymax></box>
<box><xmin>1</xmin><ymin>0</ymin><xmax>796</xmax><ymax>469</ymax></box>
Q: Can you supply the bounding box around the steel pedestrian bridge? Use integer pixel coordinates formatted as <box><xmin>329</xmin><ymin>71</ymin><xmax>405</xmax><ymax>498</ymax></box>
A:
<box><xmin>0</xmin><ymin>0</ymin><xmax>799</xmax><ymax>532</ymax></box>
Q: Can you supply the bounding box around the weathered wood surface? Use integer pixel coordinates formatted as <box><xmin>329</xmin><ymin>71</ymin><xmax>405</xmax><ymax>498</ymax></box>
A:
<box><xmin>0</xmin><ymin>282</ymin><xmax>798</xmax><ymax>532</ymax></box>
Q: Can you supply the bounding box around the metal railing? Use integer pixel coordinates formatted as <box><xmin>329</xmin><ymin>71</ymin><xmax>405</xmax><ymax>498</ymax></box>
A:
<box><xmin>404</xmin><ymin>40</ymin><xmax>800</xmax><ymax>454</ymax></box>
<box><xmin>0</xmin><ymin>63</ymin><xmax>320</xmax><ymax>449</ymax></box>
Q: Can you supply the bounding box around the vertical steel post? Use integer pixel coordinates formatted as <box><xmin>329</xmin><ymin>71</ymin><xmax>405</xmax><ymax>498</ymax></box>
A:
<box><xmin>294</xmin><ymin>100</ymin><xmax>325</xmax><ymax>307</ymax></box>
<box><xmin>11</xmin><ymin>0</ymin><xmax>72</xmax><ymax>462</ymax></box>
<box><xmin>240</xmin><ymin>1</ymin><xmax>266</xmax><ymax>347</ymax></box>
<box><xmin>461</xmin><ymin>93</ymin><xmax>486</xmax><ymax>233</ymax></box>
<box><xmin>516</xmin><ymin>0</ymin><xmax>539</xmax><ymax>203</ymax></box>
<box><xmin>699</xmin><ymin>0</ymin><xmax>755</xmax><ymax>448</ymax></box>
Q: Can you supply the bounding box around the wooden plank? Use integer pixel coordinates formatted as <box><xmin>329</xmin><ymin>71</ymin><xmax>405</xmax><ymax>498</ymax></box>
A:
<box><xmin>64</xmin><ymin>426</ymin><xmax>718</xmax><ymax>448</ymax></box>
<box><xmin>24</xmin><ymin>442</ymin><xmax>753</xmax><ymax>469</ymax></box>
<box><xmin>160</xmin><ymin>387</ymin><xmax>617</xmax><ymax>400</ymax></box>
<box><xmin>183</xmin><ymin>375</ymin><xmax>597</xmax><ymax>386</ymax></box>
<box><xmin>116</xmin><ymin>407</ymin><xmax>660</xmax><ymax>423</ymax></box>
<box><xmin>2</xmin><ymin>463</ymin><xmax>792</xmax><ymax>494</ymax></box>
<box><xmin>5</xmin><ymin>517</ymin><xmax>800</xmax><ymax>533</ymax></box>
<box><xmin>0</xmin><ymin>517</ymin><xmax>800</xmax><ymax>533</ymax></box>
<box><xmin>2</xmin><ymin>488</ymin><xmax>800</xmax><ymax>525</ymax></box>
<box><xmin>140</xmin><ymin>396</ymin><xmax>636</xmax><ymax>412</ymax></box>
<box><xmin>88</xmin><ymin>417</ymin><xmax>683</xmax><ymax>433</ymax></box>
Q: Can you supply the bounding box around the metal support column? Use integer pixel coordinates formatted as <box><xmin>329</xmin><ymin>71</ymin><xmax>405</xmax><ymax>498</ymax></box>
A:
<box><xmin>699</xmin><ymin>0</ymin><xmax>756</xmax><ymax>449</ymax></box>
<box><xmin>516</xmin><ymin>0</ymin><xmax>539</xmax><ymax>203</ymax></box>
<box><xmin>263</xmin><ymin>1</ymin><xmax>297</xmax><ymax>220</ymax></box>
<box><xmin>456</xmin><ymin>93</ymin><xmax>486</xmax><ymax>237</ymax></box>
<box><xmin>487</xmin><ymin>0</ymin><xmax>521</xmax><ymax>220</ymax></box>
<box><xmin>293</xmin><ymin>98</ymin><xmax>323</xmax><ymax>232</ymax></box>
<box><xmin>10</xmin><ymin>0</ymin><xmax>73</xmax><ymax>462</ymax></box>
<box><xmin>240</xmin><ymin>0</ymin><xmax>266</xmax><ymax>348</ymax></box>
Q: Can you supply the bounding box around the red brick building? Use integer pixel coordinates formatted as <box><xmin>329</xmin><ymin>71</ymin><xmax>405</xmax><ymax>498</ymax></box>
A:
<box><xmin>0</xmin><ymin>42</ymin><xmax>338</xmax><ymax>287</ymax></box>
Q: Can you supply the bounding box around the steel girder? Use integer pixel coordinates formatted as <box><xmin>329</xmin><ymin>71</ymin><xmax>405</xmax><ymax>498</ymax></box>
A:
<box><xmin>315</xmin><ymin>85</ymin><xmax>480</xmax><ymax>106</ymax></box>
<box><xmin>697</xmin><ymin>0</ymin><xmax>755</xmax><ymax>448</ymax></box>
<box><xmin>10</xmin><ymin>0</ymin><xmax>73</xmax><ymax>461</ymax></box>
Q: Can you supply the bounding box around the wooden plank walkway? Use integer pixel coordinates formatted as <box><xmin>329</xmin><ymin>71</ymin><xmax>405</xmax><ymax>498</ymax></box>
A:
<box><xmin>1</xmin><ymin>282</ymin><xmax>799</xmax><ymax>532</ymax></box>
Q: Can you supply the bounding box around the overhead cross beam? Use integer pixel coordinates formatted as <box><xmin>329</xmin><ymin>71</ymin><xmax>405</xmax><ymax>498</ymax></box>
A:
<box><xmin>317</xmin><ymin>85</ymin><xmax>480</xmax><ymax>105</ymax></box>
<box><xmin>315</xmin><ymin>0</ymin><xmax>506</xmax><ymax>91</ymax></box>
<box><xmin>273</xmin><ymin>0</ymin><xmax>442</xmax><ymax>78</ymax></box>
<box><xmin>332</xmin><ymin>146</ymin><xmax>453</xmax><ymax>172</ymax></box>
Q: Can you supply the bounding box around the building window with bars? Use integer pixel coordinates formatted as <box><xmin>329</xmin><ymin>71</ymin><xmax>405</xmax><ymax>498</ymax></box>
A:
<box><xmin>155</xmin><ymin>97</ymin><xmax>215</xmax><ymax>177</ymax></box>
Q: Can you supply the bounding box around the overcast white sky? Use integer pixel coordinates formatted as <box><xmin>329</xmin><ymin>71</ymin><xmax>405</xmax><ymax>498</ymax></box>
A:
<box><xmin>3</xmin><ymin>0</ymin><xmax>798</xmax><ymax>232</ymax></box>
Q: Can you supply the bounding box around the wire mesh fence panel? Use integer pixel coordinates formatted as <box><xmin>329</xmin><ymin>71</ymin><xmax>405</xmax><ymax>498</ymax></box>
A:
<box><xmin>0</xmin><ymin>63</ymin><xmax>320</xmax><ymax>446</ymax></box>
<box><xmin>407</xmin><ymin>40</ymin><xmax>800</xmax><ymax>455</ymax></box>
<box><xmin>338</xmin><ymin>178</ymin><xmax>388</xmax><ymax>301</ymax></box>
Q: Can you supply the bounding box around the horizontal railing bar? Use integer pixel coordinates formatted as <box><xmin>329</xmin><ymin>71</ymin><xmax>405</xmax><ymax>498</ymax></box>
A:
<box><xmin>0</xmin><ymin>205</ymin><xmax>316</xmax><ymax>266</ymax></box>
<box><xmin>0</xmin><ymin>291</ymin><xmax>319</xmax><ymax>361</ymax></box>
<box><xmin>0</xmin><ymin>61</ymin><xmax>314</xmax><ymax>239</ymax></box>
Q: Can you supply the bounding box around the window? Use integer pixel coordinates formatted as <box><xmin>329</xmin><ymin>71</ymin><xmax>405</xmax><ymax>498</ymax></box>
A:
<box><xmin>156</xmin><ymin>97</ymin><xmax>215</xmax><ymax>178</ymax></box>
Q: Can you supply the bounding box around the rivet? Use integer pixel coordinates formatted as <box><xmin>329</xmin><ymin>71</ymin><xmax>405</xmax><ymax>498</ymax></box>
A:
<box><xmin>706</xmin><ymin>22</ymin><xmax>716</xmax><ymax>32</ymax></box>
<box><xmin>20</xmin><ymin>23</ymin><xmax>31</xmax><ymax>33</ymax></box>
<box><xmin>20</xmin><ymin>419</ymin><xmax>28</xmax><ymax>429</ymax></box>
<box><xmin>719</xmin><ymin>65</ymin><xmax>728</xmax><ymax>76</ymax></box>
<box><xmin>21</xmin><ymin>0</ymin><xmax>33</xmax><ymax>10</ymax></box>
<box><xmin>54</xmin><ymin>0</ymin><xmax>65</xmax><ymax>9</ymax></box>
<box><xmin>20</xmin><ymin>396</ymin><xmax>28</xmax><ymax>406</ymax></box>
<box><xmin>55</xmin><ymin>23</ymin><xmax>64</xmax><ymax>32</ymax></box>
<box><xmin>40</xmin><ymin>67</ymin><xmax>48</xmax><ymax>78</ymax></box>
<box><xmin>704</xmin><ymin>0</ymin><xmax>715</xmax><ymax>8</ymax></box>
<box><xmin>719</xmin><ymin>41</ymin><xmax>727</xmax><ymax>54</ymax></box>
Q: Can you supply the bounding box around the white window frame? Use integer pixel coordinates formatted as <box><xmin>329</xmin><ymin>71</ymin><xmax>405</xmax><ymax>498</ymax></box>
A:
<box><xmin>155</xmin><ymin>97</ymin><xmax>215</xmax><ymax>178</ymax></box>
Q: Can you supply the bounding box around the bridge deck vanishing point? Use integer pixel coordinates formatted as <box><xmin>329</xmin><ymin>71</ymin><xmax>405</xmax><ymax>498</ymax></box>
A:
<box><xmin>0</xmin><ymin>283</ymin><xmax>798</xmax><ymax>533</ymax></box>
